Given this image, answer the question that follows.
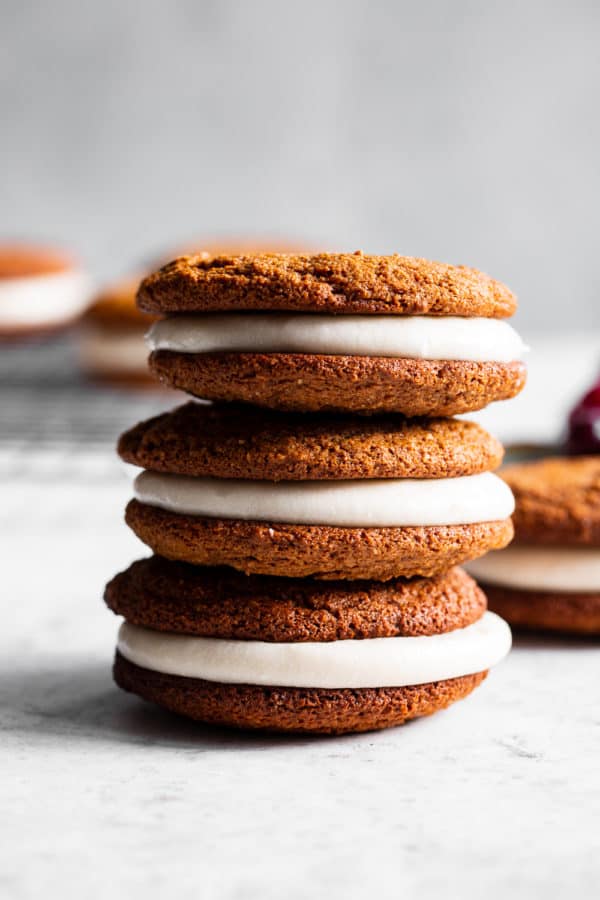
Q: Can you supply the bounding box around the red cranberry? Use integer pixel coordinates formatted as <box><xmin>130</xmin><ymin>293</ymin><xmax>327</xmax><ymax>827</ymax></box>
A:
<box><xmin>567</xmin><ymin>378</ymin><xmax>600</xmax><ymax>454</ymax></box>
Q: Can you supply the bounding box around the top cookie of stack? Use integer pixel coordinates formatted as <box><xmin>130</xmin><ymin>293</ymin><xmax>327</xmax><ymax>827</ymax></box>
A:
<box><xmin>139</xmin><ymin>251</ymin><xmax>527</xmax><ymax>415</ymax></box>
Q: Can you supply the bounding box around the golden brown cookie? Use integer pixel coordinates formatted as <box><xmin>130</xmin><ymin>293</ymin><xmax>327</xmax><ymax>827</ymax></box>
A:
<box><xmin>118</xmin><ymin>402</ymin><xmax>504</xmax><ymax>481</ymax></box>
<box><xmin>503</xmin><ymin>456</ymin><xmax>600</xmax><ymax>546</ymax></box>
<box><xmin>113</xmin><ymin>653</ymin><xmax>487</xmax><ymax>734</ymax></box>
<box><xmin>149</xmin><ymin>352</ymin><xmax>526</xmax><ymax>416</ymax></box>
<box><xmin>79</xmin><ymin>275</ymin><xmax>158</xmax><ymax>387</ymax></box>
<box><xmin>467</xmin><ymin>457</ymin><xmax>600</xmax><ymax>635</ymax></box>
<box><xmin>84</xmin><ymin>275</ymin><xmax>153</xmax><ymax>327</ymax></box>
<box><xmin>138</xmin><ymin>252</ymin><xmax>516</xmax><ymax>317</ymax></box>
<box><xmin>483</xmin><ymin>584</ymin><xmax>600</xmax><ymax>636</ymax></box>
<box><xmin>105</xmin><ymin>558</ymin><xmax>486</xmax><ymax>640</ymax></box>
<box><xmin>124</xmin><ymin>500</ymin><xmax>513</xmax><ymax>580</ymax></box>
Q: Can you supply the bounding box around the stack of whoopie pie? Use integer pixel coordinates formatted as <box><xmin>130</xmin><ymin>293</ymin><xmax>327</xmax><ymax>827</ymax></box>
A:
<box><xmin>105</xmin><ymin>251</ymin><xmax>527</xmax><ymax>734</ymax></box>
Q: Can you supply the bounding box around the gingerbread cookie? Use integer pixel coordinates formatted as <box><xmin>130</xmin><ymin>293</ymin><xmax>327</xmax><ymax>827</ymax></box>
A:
<box><xmin>114</xmin><ymin>657</ymin><xmax>490</xmax><ymax>735</ymax></box>
<box><xmin>125</xmin><ymin>501</ymin><xmax>513</xmax><ymax>581</ymax></box>
<box><xmin>468</xmin><ymin>457</ymin><xmax>600</xmax><ymax>634</ymax></box>
<box><xmin>138</xmin><ymin>252</ymin><xmax>517</xmax><ymax>317</ymax></box>
<box><xmin>79</xmin><ymin>275</ymin><xmax>158</xmax><ymax>386</ymax></box>
<box><xmin>106</xmin><ymin>559</ymin><xmax>487</xmax><ymax>640</ymax></box>
<box><xmin>118</xmin><ymin>402</ymin><xmax>504</xmax><ymax>481</ymax></box>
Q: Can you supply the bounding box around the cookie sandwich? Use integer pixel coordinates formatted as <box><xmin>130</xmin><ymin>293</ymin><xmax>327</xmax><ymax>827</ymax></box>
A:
<box><xmin>79</xmin><ymin>275</ymin><xmax>158</xmax><ymax>386</ymax></box>
<box><xmin>107</xmin><ymin>558</ymin><xmax>511</xmax><ymax>734</ymax></box>
<box><xmin>139</xmin><ymin>252</ymin><xmax>527</xmax><ymax>415</ymax></box>
<box><xmin>119</xmin><ymin>403</ymin><xmax>515</xmax><ymax>581</ymax></box>
<box><xmin>468</xmin><ymin>457</ymin><xmax>600</xmax><ymax>635</ymax></box>
<box><xmin>0</xmin><ymin>242</ymin><xmax>90</xmax><ymax>339</ymax></box>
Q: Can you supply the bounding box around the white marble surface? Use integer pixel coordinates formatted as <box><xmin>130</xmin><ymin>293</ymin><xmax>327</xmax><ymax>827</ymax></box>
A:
<box><xmin>2</xmin><ymin>335</ymin><xmax>600</xmax><ymax>900</ymax></box>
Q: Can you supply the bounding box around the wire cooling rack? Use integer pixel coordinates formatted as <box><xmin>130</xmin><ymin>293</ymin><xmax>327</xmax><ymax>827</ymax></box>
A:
<box><xmin>0</xmin><ymin>335</ymin><xmax>170</xmax><ymax>450</ymax></box>
<box><xmin>0</xmin><ymin>335</ymin><xmax>172</xmax><ymax>493</ymax></box>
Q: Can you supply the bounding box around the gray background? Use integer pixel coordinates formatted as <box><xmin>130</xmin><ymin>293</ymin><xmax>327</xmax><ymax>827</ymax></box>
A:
<box><xmin>2</xmin><ymin>0</ymin><xmax>599</xmax><ymax>333</ymax></box>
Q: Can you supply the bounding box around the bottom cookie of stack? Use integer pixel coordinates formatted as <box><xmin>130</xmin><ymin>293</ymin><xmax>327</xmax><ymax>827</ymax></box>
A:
<box><xmin>106</xmin><ymin>559</ymin><xmax>511</xmax><ymax>734</ymax></box>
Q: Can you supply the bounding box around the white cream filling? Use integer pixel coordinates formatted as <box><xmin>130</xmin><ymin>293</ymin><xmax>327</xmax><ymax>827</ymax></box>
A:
<box><xmin>80</xmin><ymin>327</ymin><xmax>149</xmax><ymax>374</ymax></box>
<box><xmin>133</xmin><ymin>470</ymin><xmax>514</xmax><ymax>527</ymax></box>
<box><xmin>0</xmin><ymin>270</ymin><xmax>91</xmax><ymax>326</ymax></box>
<box><xmin>117</xmin><ymin>612</ymin><xmax>511</xmax><ymax>689</ymax></box>
<box><xmin>147</xmin><ymin>314</ymin><xmax>527</xmax><ymax>362</ymax></box>
<box><xmin>467</xmin><ymin>546</ymin><xmax>600</xmax><ymax>593</ymax></box>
